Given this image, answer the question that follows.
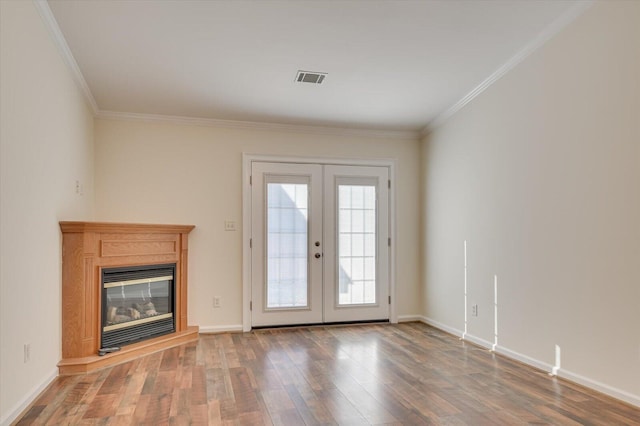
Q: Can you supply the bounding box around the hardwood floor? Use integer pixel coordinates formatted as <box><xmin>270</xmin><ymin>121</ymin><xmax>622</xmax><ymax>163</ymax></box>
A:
<box><xmin>15</xmin><ymin>323</ymin><xmax>639</xmax><ymax>425</ymax></box>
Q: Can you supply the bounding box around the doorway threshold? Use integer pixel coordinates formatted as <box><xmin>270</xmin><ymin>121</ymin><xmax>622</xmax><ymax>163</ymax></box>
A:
<box><xmin>251</xmin><ymin>319</ymin><xmax>389</xmax><ymax>331</ymax></box>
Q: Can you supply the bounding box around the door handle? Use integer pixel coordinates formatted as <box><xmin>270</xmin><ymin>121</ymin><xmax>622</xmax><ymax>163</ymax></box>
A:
<box><xmin>314</xmin><ymin>253</ymin><xmax>322</xmax><ymax>259</ymax></box>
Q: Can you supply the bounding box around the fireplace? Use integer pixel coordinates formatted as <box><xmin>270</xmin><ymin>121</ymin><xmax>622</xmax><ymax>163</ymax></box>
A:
<box><xmin>58</xmin><ymin>221</ymin><xmax>198</xmax><ymax>374</ymax></box>
<box><xmin>101</xmin><ymin>263</ymin><xmax>176</xmax><ymax>350</ymax></box>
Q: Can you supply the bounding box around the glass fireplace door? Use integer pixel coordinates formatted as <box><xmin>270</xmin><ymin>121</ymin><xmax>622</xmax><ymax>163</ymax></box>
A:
<box><xmin>101</xmin><ymin>264</ymin><xmax>175</xmax><ymax>348</ymax></box>
<box><xmin>104</xmin><ymin>276</ymin><xmax>172</xmax><ymax>330</ymax></box>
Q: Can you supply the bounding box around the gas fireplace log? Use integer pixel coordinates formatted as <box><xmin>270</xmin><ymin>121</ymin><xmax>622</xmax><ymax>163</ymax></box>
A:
<box><xmin>107</xmin><ymin>306</ymin><xmax>117</xmax><ymax>322</ymax></box>
<box><xmin>113</xmin><ymin>315</ymin><xmax>131</xmax><ymax>322</ymax></box>
<box><xmin>142</xmin><ymin>302</ymin><xmax>157</xmax><ymax>316</ymax></box>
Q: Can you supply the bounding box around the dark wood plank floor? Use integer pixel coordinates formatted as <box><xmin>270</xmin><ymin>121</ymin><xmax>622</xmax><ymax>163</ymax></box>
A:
<box><xmin>15</xmin><ymin>323</ymin><xmax>639</xmax><ymax>425</ymax></box>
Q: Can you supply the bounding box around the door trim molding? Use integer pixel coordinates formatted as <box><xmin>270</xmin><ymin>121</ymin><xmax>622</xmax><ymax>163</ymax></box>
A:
<box><xmin>242</xmin><ymin>154</ymin><xmax>397</xmax><ymax>331</ymax></box>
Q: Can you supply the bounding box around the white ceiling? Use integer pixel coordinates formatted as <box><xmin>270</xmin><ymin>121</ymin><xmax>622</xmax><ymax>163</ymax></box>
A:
<box><xmin>46</xmin><ymin>0</ymin><xmax>587</xmax><ymax>134</ymax></box>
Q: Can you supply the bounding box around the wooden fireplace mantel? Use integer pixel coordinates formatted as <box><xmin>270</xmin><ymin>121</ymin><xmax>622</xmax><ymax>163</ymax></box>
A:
<box><xmin>58</xmin><ymin>221</ymin><xmax>198</xmax><ymax>374</ymax></box>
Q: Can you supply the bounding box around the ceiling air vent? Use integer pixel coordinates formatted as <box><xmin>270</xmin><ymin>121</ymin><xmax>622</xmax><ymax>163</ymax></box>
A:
<box><xmin>295</xmin><ymin>70</ymin><xmax>327</xmax><ymax>84</ymax></box>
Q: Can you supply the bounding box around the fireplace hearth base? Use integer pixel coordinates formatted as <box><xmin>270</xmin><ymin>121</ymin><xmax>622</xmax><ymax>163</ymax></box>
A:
<box><xmin>58</xmin><ymin>326</ymin><xmax>198</xmax><ymax>375</ymax></box>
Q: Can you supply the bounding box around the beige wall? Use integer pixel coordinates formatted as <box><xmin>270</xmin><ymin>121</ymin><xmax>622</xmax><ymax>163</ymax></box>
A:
<box><xmin>4</xmin><ymin>0</ymin><xmax>636</xmax><ymax>419</ymax></box>
<box><xmin>94</xmin><ymin>119</ymin><xmax>422</xmax><ymax>330</ymax></box>
<box><xmin>422</xmin><ymin>0</ymin><xmax>639</xmax><ymax>404</ymax></box>
<box><xmin>0</xmin><ymin>1</ymin><xmax>95</xmax><ymax>422</ymax></box>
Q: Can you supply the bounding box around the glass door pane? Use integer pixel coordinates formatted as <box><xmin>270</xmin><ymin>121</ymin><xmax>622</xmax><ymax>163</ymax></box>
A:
<box><xmin>338</xmin><ymin>185</ymin><xmax>377</xmax><ymax>305</ymax></box>
<box><xmin>267</xmin><ymin>183</ymin><xmax>309</xmax><ymax>308</ymax></box>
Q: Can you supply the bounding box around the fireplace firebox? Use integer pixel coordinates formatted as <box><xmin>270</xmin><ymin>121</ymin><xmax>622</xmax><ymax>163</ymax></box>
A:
<box><xmin>101</xmin><ymin>263</ymin><xmax>176</xmax><ymax>350</ymax></box>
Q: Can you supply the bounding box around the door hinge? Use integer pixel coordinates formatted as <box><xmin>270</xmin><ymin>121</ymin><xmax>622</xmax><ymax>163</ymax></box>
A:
<box><xmin>388</xmin><ymin>296</ymin><xmax>391</xmax><ymax>305</ymax></box>
<box><xmin>250</xmin><ymin>301</ymin><xmax>253</xmax><ymax>311</ymax></box>
<box><xmin>249</xmin><ymin>238</ymin><xmax>252</xmax><ymax>249</ymax></box>
<box><xmin>388</xmin><ymin>179</ymin><xmax>391</xmax><ymax>189</ymax></box>
<box><xmin>250</xmin><ymin>175</ymin><xmax>252</xmax><ymax>185</ymax></box>
<box><xmin>388</xmin><ymin>237</ymin><xmax>391</xmax><ymax>247</ymax></box>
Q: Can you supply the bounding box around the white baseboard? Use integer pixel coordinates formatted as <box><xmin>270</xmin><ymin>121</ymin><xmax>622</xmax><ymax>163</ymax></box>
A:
<box><xmin>198</xmin><ymin>324</ymin><xmax>244</xmax><ymax>334</ymax></box>
<box><xmin>463</xmin><ymin>333</ymin><xmax>494</xmax><ymax>350</ymax></box>
<box><xmin>397</xmin><ymin>314</ymin><xmax>425</xmax><ymax>323</ymax></box>
<box><xmin>419</xmin><ymin>315</ymin><xmax>464</xmax><ymax>338</ymax></box>
<box><xmin>418</xmin><ymin>316</ymin><xmax>640</xmax><ymax>409</ymax></box>
<box><xmin>0</xmin><ymin>368</ymin><xmax>58</xmax><ymax>426</ymax></box>
<box><xmin>494</xmin><ymin>345</ymin><xmax>553</xmax><ymax>373</ymax></box>
<box><xmin>558</xmin><ymin>368</ymin><xmax>640</xmax><ymax>408</ymax></box>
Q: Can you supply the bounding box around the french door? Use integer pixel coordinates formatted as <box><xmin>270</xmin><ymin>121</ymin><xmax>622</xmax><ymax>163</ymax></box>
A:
<box><xmin>250</xmin><ymin>161</ymin><xmax>389</xmax><ymax>327</ymax></box>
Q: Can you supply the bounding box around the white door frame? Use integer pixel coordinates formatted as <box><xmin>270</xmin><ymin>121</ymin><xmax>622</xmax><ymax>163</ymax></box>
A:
<box><xmin>242</xmin><ymin>154</ymin><xmax>397</xmax><ymax>331</ymax></box>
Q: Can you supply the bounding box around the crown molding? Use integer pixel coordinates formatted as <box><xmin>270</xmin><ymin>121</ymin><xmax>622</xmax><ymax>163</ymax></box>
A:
<box><xmin>35</xmin><ymin>0</ymin><xmax>591</xmax><ymax>141</ymax></box>
<box><xmin>422</xmin><ymin>0</ymin><xmax>595</xmax><ymax>136</ymax></box>
<box><xmin>32</xmin><ymin>0</ymin><xmax>416</xmax><ymax>140</ymax></box>
<box><xmin>32</xmin><ymin>0</ymin><xmax>414</xmax><ymax>139</ymax></box>
<box><xmin>97</xmin><ymin>110</ymin><xmax>420</xmax><ymax>140</ymax></box>
<box><xmin>33</xmin><ymin>0</ymin><xmax>99</xmax><ymax>114</ymax></box>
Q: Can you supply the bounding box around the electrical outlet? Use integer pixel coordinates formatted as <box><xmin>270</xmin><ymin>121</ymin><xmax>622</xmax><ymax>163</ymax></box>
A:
<box><xmin>75</xmin><ymin>180</ymin><xmax>83</xmax><ymax>195</ymax></box>
<box><xmin>213</xmin><ymin>296</ymin><xmax>221</xmax><ymax>308</ymax></box>
<box><xmin>24</xmin><ymin>343</ymin><xmax>31</xmax><ymax>363</ymax></box>
<box><xmin>472</xmin><ymin>304</ymin><xmax>478</xmax><ymax>317</ymax></box>
<box><xmin>224</xmin><ymin>221</ymin><xmax>236</xmax><ymax>231</ymax></box>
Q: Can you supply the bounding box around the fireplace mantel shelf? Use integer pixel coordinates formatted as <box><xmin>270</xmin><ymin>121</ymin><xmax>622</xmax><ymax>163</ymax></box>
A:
<box><xmin>60</xmin><ymin>221</ymin><xmax>195</xmax><ymax>234</ymax></box>
<box><xmin>59</xmin><ymin>221</ymin><xmax>198</xmax><ymax>375</ymax></box>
